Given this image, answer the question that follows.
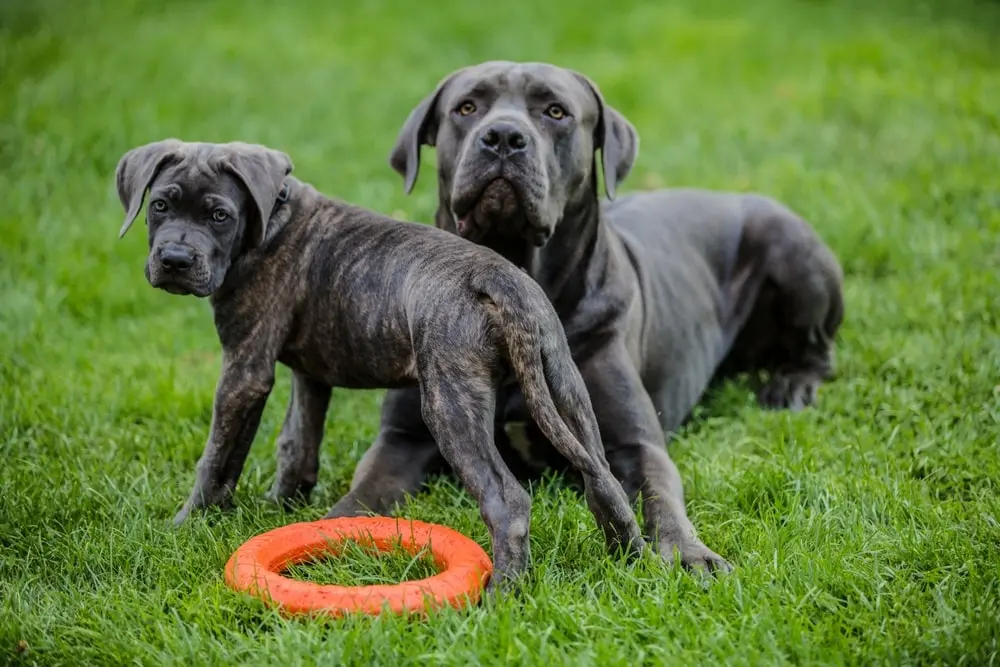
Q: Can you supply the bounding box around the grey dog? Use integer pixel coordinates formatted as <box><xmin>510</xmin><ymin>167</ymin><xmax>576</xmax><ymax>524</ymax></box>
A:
<box><xmin>332</xmin><ymin>61</ymin><xmax>845</xmax><ymax>573</ymax></box>
<box><xmin>115</xmin><ymin>139</ymin><xmax>646</xmax><ymax>587</ymax></box>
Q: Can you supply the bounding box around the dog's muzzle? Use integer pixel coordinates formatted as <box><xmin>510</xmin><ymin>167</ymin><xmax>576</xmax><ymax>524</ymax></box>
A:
<box><xmin>148</xmin><ymin>242</ymin><xmax>210</xmax><ymax>296</ymax></box>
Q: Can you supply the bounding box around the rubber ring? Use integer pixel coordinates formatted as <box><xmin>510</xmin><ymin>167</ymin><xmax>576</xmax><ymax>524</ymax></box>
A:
<box><xmin>224</xmin><ymin>517</ymin><xmax>493</xmax><ymax>618</ymax></box>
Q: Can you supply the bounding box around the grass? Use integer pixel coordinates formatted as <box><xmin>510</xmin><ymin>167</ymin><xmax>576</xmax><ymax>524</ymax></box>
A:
<box><xmin>1</xmin><ymin>0</ymin><xmax>999</xmax><ymax>664</ymax></box>
<box><xmin>284</xmin><ymin>539</ymin><xmax>441</xmax><ymax>587</ymax></box>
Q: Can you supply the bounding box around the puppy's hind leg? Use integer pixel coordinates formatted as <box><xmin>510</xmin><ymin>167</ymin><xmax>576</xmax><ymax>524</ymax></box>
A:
<box><xmin>534</xmin><ymin>338</ymin><xmax>646</xmax><ymax>560</ymax></box>
<box><xmin>419</xmin><ymin>359</ymin><xmax>533</xmax><ymax>592</ymax></box>
<box><xmin>269</xmin><ymin>371</ymin><xmax>332</xmax><ymax>507</ymax></box>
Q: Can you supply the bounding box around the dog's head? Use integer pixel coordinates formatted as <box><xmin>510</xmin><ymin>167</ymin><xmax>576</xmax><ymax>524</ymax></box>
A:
<box><xmin>389</xmin><ymin>61</ymin><xmax>639</xmax><ymax>245</ymax></box>
<box><xmin>115</xmin><ymin>140</ymin><xmax>293</xmax><ymax>297</ymax></box>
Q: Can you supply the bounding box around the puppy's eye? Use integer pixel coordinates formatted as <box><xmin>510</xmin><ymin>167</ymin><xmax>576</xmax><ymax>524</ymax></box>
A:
<box><xmin>456</xmin><ymin>101</ymin><xmax>477</xmax><ymax>116</ymax></box>
<box><xmin>544</xmin><ymin>104</ymin><xmax>567</xmax><ymax>120</ymax></box>
<box><xmin>150</xmin><ymin>200</ymin><xmax>167</xmax><ymax>212</ymax></box>
<box><xmin>211</xmin><ymin>209</ymin><xmax>229</xmax><ymax>223</ymax></box>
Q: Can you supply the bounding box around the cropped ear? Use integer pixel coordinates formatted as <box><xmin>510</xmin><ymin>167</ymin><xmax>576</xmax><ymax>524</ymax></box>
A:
<box><xmin>115</xmin><ymin>139</ymin><xmax>185</xmax><ymax>238</ymax></box>
<box><xmin>389</xmin><ymin>70</ymin><xmax>461</xmax><ymax>195</ymax></box>
<box><xmin>572</xmin><ymin>73</ymin><xmax>639</xmax><ymax>200</ymax></box>
<box><xmin>220</xmin><ymin>143</ymin><xmax>294</xmax><ymax>247</ymax></box>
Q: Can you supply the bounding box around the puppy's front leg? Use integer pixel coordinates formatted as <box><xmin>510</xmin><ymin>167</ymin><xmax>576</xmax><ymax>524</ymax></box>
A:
<box><xmin>173</xmin><ymin>356</ymin><xmax>275</xmax><ymax>525</ymax></box>
<box><xmin>269</xmin><ymin>371</ymin><xmax>332</xmax><ymax>506</ymax></box>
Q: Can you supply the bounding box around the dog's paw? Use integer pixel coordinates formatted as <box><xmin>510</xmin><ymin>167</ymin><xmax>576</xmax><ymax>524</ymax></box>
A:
<box><xmin>660</xmin><ymin>540</ymin><xmax>733</xmax><ymax>576</ymax></box>
<box><xmin>266</xmin><ymin>483</ymin><xmax>314</xmax><ymax>509</ymax></box>
<box><xmin>171</xmin><ymin>505</ymin><xmax>193</xmax><ymax>527</ymax></box>
<box><xmin>322</xmin><ymin>494</ymin><xmax>379</xmax><ymax>519</ymax></box>
<box><xmin>757</xmin><ymin>371</ymin><xmax>821</xmax><ymax>411</ymax></box>
<box><xmin>482</xmin><ymin>571</ymin><xmax>522</xmax><ymax>600</ymax></box>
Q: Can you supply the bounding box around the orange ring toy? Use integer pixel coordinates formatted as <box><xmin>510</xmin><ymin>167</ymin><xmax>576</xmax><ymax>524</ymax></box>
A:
<box><xmin>224</xmin><ymin>517</ymin><xmax>493</xmax><ymax>618</ymax></box>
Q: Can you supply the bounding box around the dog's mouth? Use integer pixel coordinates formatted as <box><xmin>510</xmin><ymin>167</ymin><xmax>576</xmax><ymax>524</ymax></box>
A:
<box><xmin>451</xmin><ymin>177</ymin><xmax>548</xmax><ymax>246</ymax></box>
<box><xmin>154</xmin><ymin>280</ymin><xmax>212</xmax><ymax>298</ymax></box>
<box><xmin>147</xmin><ymin>262</ymin><xmax>213</xmax><ymax>298</ymax></box>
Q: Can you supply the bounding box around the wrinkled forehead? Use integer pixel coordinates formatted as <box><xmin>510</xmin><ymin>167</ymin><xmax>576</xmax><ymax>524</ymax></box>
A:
<box><xmin>443</xmin><ymin>61</ymin><xmax>598</xmax><ymax>118</ymax></box>
<box><xmin>150</xmin><ymin>151</ymin><xmax>242</xmax><ymax>199</ymax></box>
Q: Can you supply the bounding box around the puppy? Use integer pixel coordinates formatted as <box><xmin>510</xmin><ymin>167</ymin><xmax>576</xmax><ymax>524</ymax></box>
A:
<box><xmin>115</xmin><ymin>139</ymin><xmax>645</xmax><ymax>588</ymax></box>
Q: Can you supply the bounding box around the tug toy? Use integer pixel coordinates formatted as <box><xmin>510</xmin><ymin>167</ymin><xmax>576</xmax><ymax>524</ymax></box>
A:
<box><xmin>224</xmin><ymin>517</ymin><xmax>493</xmax><ymax>618</ymax></box>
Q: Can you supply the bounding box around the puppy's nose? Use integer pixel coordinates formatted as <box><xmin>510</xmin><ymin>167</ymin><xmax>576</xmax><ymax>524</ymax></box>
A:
<box><xmin>478</xmin><ymin>122</ymin><xmax>529</xmax><ymax>157</ymax></box>
<box><xmin>159</xmin><ymin>245</ymin><xmax>195</xmax><ymax>271</ymax></box>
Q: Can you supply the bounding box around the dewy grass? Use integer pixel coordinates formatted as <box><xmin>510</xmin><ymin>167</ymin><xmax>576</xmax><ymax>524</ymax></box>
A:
<box><xmin>2</xmin><ymin>0</ymin><xmax>999</xmax><ymax>664</ymax></box>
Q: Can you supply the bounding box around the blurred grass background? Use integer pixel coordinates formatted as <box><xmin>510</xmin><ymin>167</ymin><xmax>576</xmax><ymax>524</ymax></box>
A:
<box><xmin>1</xmin><ymin>0</ymin><xmax>999</xmax><ymax>664</ymax></box>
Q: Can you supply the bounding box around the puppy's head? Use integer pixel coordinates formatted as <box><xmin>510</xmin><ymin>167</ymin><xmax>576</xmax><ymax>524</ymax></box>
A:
<box><xmin>389</xmin><ymin>61</ymin><xmax>639</xmax><ymax>246</ymax></box>
<box><xmin>115</xmin><ymin>140</ymin><xmax>292</xmax><ymax>297</ymax></box>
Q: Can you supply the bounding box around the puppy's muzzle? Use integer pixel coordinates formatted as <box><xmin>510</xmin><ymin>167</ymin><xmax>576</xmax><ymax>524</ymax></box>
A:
<box><xmin>158</xmin><ymin>243</ymin><xmax>196</xmax><ymax>273</ymax></box>
<box><xmin>148</xmin><ymin>241</ymin><xmax>211</xmax><ymax>296</ymax></box>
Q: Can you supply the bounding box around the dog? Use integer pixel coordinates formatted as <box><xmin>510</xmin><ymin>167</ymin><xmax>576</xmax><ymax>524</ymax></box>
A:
<box><xmin>336</xmin><ymin>61</ymin><xmax>844</xmax><ymax>573</ymax></box>
<box><xmin>114</xmin><ymin>138</ymin><xmax>647</xmax><ymax>588</ymax></box>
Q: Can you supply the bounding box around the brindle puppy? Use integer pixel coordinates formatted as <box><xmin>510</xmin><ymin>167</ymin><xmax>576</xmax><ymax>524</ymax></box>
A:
<box><xmin>115</xmin><ymin>139</ymin><xmax>645</xmax><ymax>588</ymax></box>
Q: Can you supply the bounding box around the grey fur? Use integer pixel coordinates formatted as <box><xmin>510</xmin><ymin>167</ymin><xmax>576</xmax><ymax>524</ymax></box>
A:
<box><xmin>115</xmin><ymin>139</ymin><xmax>646</xmax><ymax>589</ymax></box>
<box><xmin>363</xmin><ymin>61</ymin><xmax>845</xmax><ymax>573</ymax></box>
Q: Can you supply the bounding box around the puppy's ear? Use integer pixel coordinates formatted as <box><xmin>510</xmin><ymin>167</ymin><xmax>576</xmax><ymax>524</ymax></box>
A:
<box><xmin>222</xmin><ymin>143</ymin><xmax>294</xmax><ymax>247</ymax></box>
<box><xmin>572</xmin><ymin>73</ymin><xmax>639</xmax><ymax>200</ymax></box>
<box><xmin>115</xmin><ymin>139</ymin><xmax>185</xmax><ymax>238</ymax></box>
<box><xmin>389</xmin><ymin>70</ymin><xmax>461</xmax><ymax>195</ymax></box>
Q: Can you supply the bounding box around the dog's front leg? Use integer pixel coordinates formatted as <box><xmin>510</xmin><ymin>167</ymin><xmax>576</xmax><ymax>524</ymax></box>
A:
<box><xmin>173</xmin><ymin>356</ymin><xmax>275</xmax><ymax>525</ymax></box>
<box><xmin>269</xmin><ymin>371</ymin><xmax>332</xmax><ymax>506</ymax></box>
<box><xmin>580</xmin><ymin>341</ymin><xmax>732</xmax><ymax>574</ymax></box>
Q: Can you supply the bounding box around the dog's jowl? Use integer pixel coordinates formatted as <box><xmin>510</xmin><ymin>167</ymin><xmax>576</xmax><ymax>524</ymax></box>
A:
<box><xmin>115</xmin><ymin>139</ymin><xmax>645</xmax><ymax>589</ymax></box>
<box><xmin>356</xmin><ymin>61</ymin><xmax>846</xmax><ymax>573</ymax></box>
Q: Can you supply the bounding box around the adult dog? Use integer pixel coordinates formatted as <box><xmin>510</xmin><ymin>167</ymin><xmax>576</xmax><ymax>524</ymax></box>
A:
<box><xmin>335</xmin><ymin>62</ymin><xmax>844</xmax><ymax>573</ymax></box>
<box><xmin>115</xmin><ymin>139</ymin><xmax>645</xmax><ymax>587</ymax></box>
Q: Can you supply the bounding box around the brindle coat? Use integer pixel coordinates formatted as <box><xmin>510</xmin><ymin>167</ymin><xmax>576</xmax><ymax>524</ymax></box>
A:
<box><xmin>115</xmin><ymin>139</ymin><xmax>646</xmax><ymax>588</ymax></box>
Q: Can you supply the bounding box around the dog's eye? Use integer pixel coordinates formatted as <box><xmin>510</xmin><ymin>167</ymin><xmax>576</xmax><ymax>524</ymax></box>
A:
<box><xmin>212</xmin><ymin>209</ymin><xmax>229</xmax><ymax>223</ymax></box>
<box><xmin>545</xmin><ymin>104</ymin><xmax>566</xmax><ymax>120</ymax></box>
<box><xmin>456</xmin><ymin>101</ymin><xmax>477</xmax><ymax>116</ymax></box>
<box><xmin>544</xmin><ymin>104</ymin><xmax>567</xmax><ymax>120</ymax></box>
<box><xmin>150</xmin><ymin>200</ymin><xmax>168</xmax><ymax>213</ymax></box>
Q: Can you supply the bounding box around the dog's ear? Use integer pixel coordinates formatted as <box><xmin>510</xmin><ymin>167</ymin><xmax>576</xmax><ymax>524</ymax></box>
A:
<box><xmin>221</xmin><ymin>143</ymin><xmax>294</xmax><ymax>247</ymax></box>
<box><xmin>389</xmin><ymin>70</ymin><xmax>460</xmax><ymax>195</ymax></box>
<box><xmin>572</xmin><ymin>73</ymin><xmax>639</xmax><ymax>200</ymax></box>
<box><xmin>115</xmin><ymin>139</ymin><xmax>185</xmax><ymax>238</ymax></box>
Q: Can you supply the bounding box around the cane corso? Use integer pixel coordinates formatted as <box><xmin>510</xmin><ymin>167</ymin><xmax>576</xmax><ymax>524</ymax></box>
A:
<box><xmin>339</xmin><ymin>61</ymin><xmax>844</xmax><ymax>573</ymax></box>
<box><xmin>115</xmin><ymin>139</ymin><xmax>646</xmax><ymax>587</ymax></box>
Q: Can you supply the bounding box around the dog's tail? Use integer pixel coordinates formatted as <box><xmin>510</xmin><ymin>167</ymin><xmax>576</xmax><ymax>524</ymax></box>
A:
<box><xmin>473</xmin><ymin>270</ymin><xmax>642</xmax><ymax>554</ymax></box>
<box><xmin>478</xmin><ymin>273</ymin><xmax>601</xmax><ymax>470</ymax></box>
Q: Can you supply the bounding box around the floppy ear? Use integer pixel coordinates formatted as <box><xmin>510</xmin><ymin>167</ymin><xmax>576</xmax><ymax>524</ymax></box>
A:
<box><xmin>572</xmin><ymin>73</ymin><xmax>639</xmax><ymax>200</ymax></box>
<box><xmin>115</xmin><ymin>139</ymin><xmax>185</xmax><ymax>238</ymax></box>
<box><xmin>221</xmin><ymin>143</ymin><xmax>294</xmax><ymax>247</ymax></box>
<box><xmin>389</xmin><ymin>70</ymin><xmax>460</xmax><ymax>195</ymax></box>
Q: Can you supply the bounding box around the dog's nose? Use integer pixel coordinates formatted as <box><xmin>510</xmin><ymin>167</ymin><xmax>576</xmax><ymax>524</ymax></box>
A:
<box><xmin>159</xmin><ymin>245</ymin><xmax>195</xmax><ymax>271</ymax></box>
<box><xmin>478</xmin><ymin>122</ymin><xmax>529</xmax><ymax>157</ymax></box>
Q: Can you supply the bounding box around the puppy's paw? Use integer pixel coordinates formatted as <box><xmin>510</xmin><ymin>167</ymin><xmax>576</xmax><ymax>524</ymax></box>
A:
<box><xmin>757</xmin><ymin>371</ymin><xmax>821</xmax><ymax>411</ymax></box>
<box><xmin>322</xmin><ymin>494</ymin><xmax>379</xmax><ymax>519</ymax></box>
<box><xmin>266</xmin><ymin>483</ymin><xmax>314</xmax><ymax>509</ymax></box>
<box><xmin>172</xmin><ymin>485</ymin><xmax>233</xmax><ymax>526</ymax></box>
<box><xmin>660</xmin><ymin>540</ymin><xmax>733</xmax><ymax>576</ymax></box>
<box><xmin>172</xmin><ymin>504</ymin><xmax>193</xmax><ymax>527</ymax></box>
<box><xmin>482</xmin><ymin>571</ymin><xmax>521</xmax><ymax>600</ymax></box>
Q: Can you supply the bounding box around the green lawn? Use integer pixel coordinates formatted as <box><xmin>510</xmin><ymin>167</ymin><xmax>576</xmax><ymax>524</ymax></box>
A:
<box><xmin>2</xmin><ymin>0</ymin><xmax>999</xmax><ymax>664</ymax></box>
